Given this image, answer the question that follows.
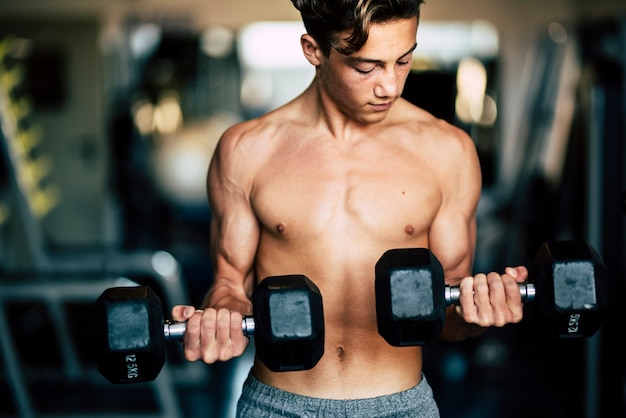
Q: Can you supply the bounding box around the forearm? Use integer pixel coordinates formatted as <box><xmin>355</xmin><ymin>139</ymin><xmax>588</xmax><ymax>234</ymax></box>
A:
<box><xmin>439</xmin><ymin>306</ymin><xmax>485</xmax><ymax>342</ymax></box>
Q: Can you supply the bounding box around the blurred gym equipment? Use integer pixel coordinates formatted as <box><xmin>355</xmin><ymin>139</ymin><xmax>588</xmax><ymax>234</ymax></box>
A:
<box><xmin>0</xmin><ymin>34</ymin><xmax>212</xmax><ymax>418</ymax></box>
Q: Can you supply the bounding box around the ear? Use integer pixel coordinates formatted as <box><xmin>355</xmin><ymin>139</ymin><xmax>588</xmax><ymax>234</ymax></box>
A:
<box><xmin>300</xmin><ymin>34</ymin><xmax>323</xmax><ymax>66</ymax></box>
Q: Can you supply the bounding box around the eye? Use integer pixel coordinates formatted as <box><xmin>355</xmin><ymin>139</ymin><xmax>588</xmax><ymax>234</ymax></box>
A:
<box><xmin>398</xmin><ymin>57</ymin><xmax>412</xmax><ymax>67</ymax></box>
<box><xmin>355</xmin><ymin>66</ymin><xmax>375</xmax><ymax>75</ymax></box>
<box><xmin>397</xmin><ymin>52</ymin><xmax>414</xmax><ymax>68</ymax></box>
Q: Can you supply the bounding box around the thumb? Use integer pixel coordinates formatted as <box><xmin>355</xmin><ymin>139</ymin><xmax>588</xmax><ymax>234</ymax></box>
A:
<box><xmin>171</xmin><ymin>305</ymin><xmax>196</xmax><ymax>322</ymax></box>
<box><xmin>505</xmin><ymin>266</ymin><xmax>529</xmax><ymax>283</ymax></box>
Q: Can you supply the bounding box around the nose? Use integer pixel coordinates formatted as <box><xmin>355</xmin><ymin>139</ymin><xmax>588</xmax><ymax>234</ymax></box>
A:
<box><xmin>374</xmin><ymin>68</ymin><xmax>401</xmax><ymax>98</ymax></box>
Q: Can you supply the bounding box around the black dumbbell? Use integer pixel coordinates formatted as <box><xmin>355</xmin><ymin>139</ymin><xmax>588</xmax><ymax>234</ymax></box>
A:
<box><xmin>94</xmin><ymin>274</ymin><xmax>325</xmax><ymax>384</ymax></box>
<box><xmin>375</xmin><ymin>240</ymin><xmax>607</xmax><ymax>346</ymax></box>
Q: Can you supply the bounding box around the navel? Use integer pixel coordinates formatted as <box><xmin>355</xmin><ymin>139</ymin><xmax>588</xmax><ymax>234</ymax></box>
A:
<box><xmin>404</xmin><ymin>224</ymin><xmax>415</xmax><ymax>235</ymax></box>
<box><xmin>336</xmin><ymin>345</ymin><xmax>345</xmax><ymax>359</ymax></box>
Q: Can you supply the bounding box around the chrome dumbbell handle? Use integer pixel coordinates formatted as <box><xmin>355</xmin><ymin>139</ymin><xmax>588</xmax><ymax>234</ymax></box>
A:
<box><xmin>164</xmin><ymin>315</ymin><xmax>255</xmax><ymax>341</ymax></box>
<box><xmin>444</xmin><ymin>283</ymin><xmax>536</xmax><ymax>305</ymax></box>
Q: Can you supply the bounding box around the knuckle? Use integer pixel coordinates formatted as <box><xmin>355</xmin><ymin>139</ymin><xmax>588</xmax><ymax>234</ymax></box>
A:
<box><xmin>477</xmin><ymin>310</ymin><xmax>494</xmax><ymax>327</ymax></box>
<box><xmin>202</xmin><ymin>353</ymin><xmax>218</xmax><ymax>364</ymax></box>
<box><xmin>235</xmin><ymin>344</ymin><xmax>246</xmax><ymax>357</ymax></box>
<box><xmin>463</xmin><ymin>311</ymin><xmax>479</xmax><ymax>325</ymax></box>
<box><xmin>476</xmin><ymin>319</ymin><xmax>490</xmax><ymax>328</ymax></box>
<box><xmin>473</xmin><ymin>274</ymin><xmax>487</xmax><ymax>287</ymax></box>
<box><xmin>217</xmin><ymin>343</ymin><xmax>237</xmax><ymax>362</ymax></box>
<box><xmin>477</xmin><ymin>317</ymin><xmax>491</xmax><ymax>328</ymax></box>
<box><xmin>494</xmin><ymin>314</ymin><xmax>507</xmax><ymax>327</ymax></box>
<box><xmin>487</xmin><ymin>274</ymin><xmax>505</xmax><ymax>290</ymax></box>
<box><xmin>184</xmin><ymin>346</ymin><xmax>200</xmax><ymax>362</ymax></box>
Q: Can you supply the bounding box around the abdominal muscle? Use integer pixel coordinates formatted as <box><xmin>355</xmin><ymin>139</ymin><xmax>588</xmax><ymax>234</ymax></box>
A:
<box><xmin>251</xmin><ymin>231</ymin><xmax>426</xmax><ymax>399</ymax></box>
<box><xmin>253</xmin><ymin>327</ymin><xmax>423</xmax><ymax>399</ymax></box>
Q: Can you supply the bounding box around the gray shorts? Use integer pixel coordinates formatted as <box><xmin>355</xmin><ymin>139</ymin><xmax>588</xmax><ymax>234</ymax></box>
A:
<box><xmin>236</xmin><ymin>373</ymin><xmax>440</xmax><ymax>417</ymax></box>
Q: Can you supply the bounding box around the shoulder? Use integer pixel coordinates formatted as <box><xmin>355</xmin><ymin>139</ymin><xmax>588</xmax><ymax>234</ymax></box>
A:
<box><xmin>209</xmin><ymin>106</ymin><xmax>299</xmax><ymax>187</ymax></box>
<box><xmin>393</xmin><ymin>99</ymin><xmax>478</xmax><ymax>165</ymax></box>
<box><xmin>429</xmin><ymin>119</ymin><xmax>478</xmax><ymax>170</ymax></box>
<box><xmin>216</xmin><ymin>99</ymin><xmax>305</xmax><ymax>154</ymax></box>
<box><xmin>213</xmin><ymin>112</ymin><xmax>279</xmax><ymax>167</ymax></box>
<box><xmin>216</xmin><ymin>117</ymin><xmax>272</xmax><ymax>157</ymax></box>
<box><xmin>395</xmin><ymin>99</ymin><xmax>481</xmax><ymax>198</ymax></box>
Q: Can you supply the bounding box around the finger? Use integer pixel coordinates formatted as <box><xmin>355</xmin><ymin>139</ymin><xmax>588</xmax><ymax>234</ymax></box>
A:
<box><xmin>214</xmin><ymin>308</ymin><xmax>233</xmax><ymax>361</ymax></box>
<box><xmin>229</xmin><ymin>311</ymin><xmax>248</xmax><ymax>356</ymax></box>
<box><xmin>486</xmin><ymin>272</ymin><xmax>507</xmax><ymax>326</ymax></box>
<box><xmin>183</xmin><ymin>309</ymin><xmax>209</xmax><ymax>361</ymax></box>
<box><xmin>171</xmin><ymin>305</ymin><xmax>196</xmax><ymax>322</ymax></box>
<box><xmin>472</xmin><ymin>273</ymin><xmax>494</xmax><ymax>326</ymax></box>
<box><xmin>457</xmin><ymin>276</ymin><xmax>473</xmax><ymax>311</ymax></box>
<box><xmin>458</xmin><ymin>275</ymin><xmax>478</xmax><ymax>322</ymax></box>
<box><xmin>199</xmin><ymin>308</ymin><xmax>219</xmax><ymax>363</ymax></box>
<box><xmin>501</xmin><ymin>273</ymin><xmax>524</xmax><ymax>323</ymax></box>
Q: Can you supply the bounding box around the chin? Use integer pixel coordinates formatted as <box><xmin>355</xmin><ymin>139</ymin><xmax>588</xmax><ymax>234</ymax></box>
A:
<box><xmin>361</xmin><ymin>112</ymin><xmax>390</xmax><ymax>125</ymax></box>
<box><xmin>341</xmin><ymin>105</ymin><xmax>390</xmax><ymax>125</ymax></box>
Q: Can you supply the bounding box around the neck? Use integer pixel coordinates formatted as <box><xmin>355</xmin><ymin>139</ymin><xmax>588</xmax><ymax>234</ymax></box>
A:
<box><xmin>302</xmin><ymin>78</ymin><xmax>377</xmax><ymax>142</ymax></box>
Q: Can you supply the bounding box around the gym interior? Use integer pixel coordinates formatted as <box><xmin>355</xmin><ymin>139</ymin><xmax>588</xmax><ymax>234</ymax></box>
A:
<box><xmin>0</xmin><ymin>0</ymin><xmax>625</xmax><ymax>417</ymax></box>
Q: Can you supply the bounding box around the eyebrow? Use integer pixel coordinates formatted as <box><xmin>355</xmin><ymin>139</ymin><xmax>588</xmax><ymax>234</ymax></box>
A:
<box><xmin>347</xmin><ymin>43</ymin><xmax>418</xmax><ymax>65</ymax></box>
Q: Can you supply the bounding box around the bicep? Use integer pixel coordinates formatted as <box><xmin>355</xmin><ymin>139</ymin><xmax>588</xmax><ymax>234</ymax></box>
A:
<box><xmin>429</xmin><ymin>210</ymin><xmax>476</xmax><ymax>287</ymax></box>
<box><xmin>428</xmin><ymin>132</ymin><xmax>481</xmax><ymax>286</ymax></box>
<box><xmin>207</xmin><ymin>135</ymin><xmax>260</xmax><ymax>299</ymax></box>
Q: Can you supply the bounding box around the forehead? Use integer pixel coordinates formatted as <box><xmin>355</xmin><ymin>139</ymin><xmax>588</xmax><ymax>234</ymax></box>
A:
<box><xmin>339</xmin><ymin>18</ymin><xmax>418</xmax><ymax>60</ymax></box>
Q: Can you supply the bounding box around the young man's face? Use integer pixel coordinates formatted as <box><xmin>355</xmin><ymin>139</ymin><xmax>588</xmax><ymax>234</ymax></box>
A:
<box><xmin>317</xmin><ymin>18</ymin><xmax>418</xmax><ymax>125</ymax></box>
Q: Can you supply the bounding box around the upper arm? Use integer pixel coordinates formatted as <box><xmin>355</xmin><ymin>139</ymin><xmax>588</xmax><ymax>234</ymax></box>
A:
<box><xmin>428</xmin><ymin>127</ymin><xmax>482</xmax><ymax>286</ymax></box>
<box><xmin>206</xmin><ymin>127</ymin><xmax>261</xmax><ymax>307</ymax></box>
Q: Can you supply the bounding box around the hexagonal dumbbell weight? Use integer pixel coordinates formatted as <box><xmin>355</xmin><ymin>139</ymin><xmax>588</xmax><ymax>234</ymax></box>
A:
<box><xmin>94</xmin><ymin>274</ymin><xmax>325</xmax><ymax>383</ymax></box>
<box><xmin>375</xmin><ymin>240</ymin><xmax>607</xmax><ymax>346</ymax></box>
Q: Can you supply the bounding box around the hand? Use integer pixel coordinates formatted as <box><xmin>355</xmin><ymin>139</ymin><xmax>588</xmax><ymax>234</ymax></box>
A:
<box><xmin>171</xmin><ymin>306</ymin><xmax>250</xmax><ymax>364</ymax></box>
<box><xmin>455</xmin><ymin>266</ymin><xmax>528</xmax><ymax>327</ymax></box>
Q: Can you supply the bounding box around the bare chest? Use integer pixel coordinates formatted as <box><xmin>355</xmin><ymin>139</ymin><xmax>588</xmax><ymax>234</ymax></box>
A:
<box><xmin>251</xmin><ymin>141</ymin><xmax>441</xmax><ymax>245</ymax></box>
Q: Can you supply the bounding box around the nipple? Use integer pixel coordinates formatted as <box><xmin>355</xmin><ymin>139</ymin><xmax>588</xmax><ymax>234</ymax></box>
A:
<box><xmin>276</xmin><ymin>223</ymin><xmax>286</xmax><ymax>233</ymax></box>
<box><xmin>404</xmin><ymin>224</ymin><xmax>415</xmax><ymax>235</ymax></box>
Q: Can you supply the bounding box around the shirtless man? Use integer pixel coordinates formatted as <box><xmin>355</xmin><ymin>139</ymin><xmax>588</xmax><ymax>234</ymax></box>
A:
<box><xmin>172</xmin><ymin>0</ymin><xmax>528</xmax><ymax>416</ymax></box>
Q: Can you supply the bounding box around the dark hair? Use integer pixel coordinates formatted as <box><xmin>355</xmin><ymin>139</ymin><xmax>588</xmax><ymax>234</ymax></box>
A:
<box><xmin>291</xmin><ymin>0</ymin><xmax>424</xmax><ymax>56</ymax></box>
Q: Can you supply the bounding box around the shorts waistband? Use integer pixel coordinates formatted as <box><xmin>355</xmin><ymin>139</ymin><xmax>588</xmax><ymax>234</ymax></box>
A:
<box><xmin>236</xmin><ymin>372</ymin><xmax>440</xmax><ymax>417</ymax></box>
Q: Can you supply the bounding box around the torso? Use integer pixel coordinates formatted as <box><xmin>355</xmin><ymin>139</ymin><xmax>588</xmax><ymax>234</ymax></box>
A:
<box><xmin>232</xmin><ymin>94</ymin><xmax>460</xmax><ymax>399</ymax></box>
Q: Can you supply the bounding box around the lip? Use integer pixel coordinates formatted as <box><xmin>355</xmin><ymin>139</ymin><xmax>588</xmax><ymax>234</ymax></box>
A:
<box><xmin>370</xmin><ymin>102</ymin><xmax>393</xmax><ymax>112</ymax></box>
